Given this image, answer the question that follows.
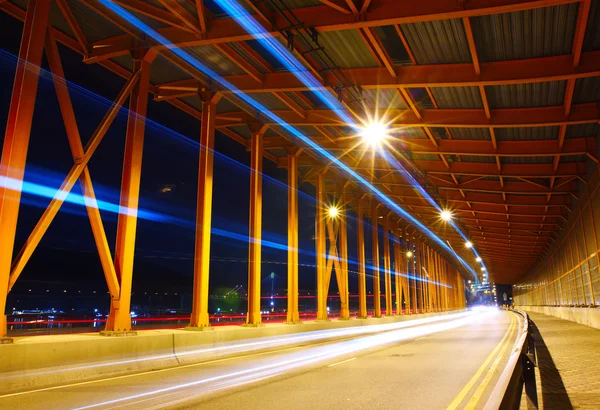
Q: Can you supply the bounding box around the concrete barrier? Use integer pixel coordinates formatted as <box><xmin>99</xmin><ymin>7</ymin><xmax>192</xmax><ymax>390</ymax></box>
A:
<box><xmin>518</xmin><ymin>305</ymin><xmax>600</xmax><ymax>329</ymax></box>
<box><xmin>0</xmin><ymin>310</ymin><xmax>464</xmax><ymax>394</ymax></box>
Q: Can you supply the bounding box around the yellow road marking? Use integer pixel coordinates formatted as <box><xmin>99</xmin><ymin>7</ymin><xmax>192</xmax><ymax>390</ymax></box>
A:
<box><xmin>327</xmin><ymin>357</ymin><xmax>356</xmax><ymax>367</ymax></box>
<box><xmin>446</xmin><ymin>313</ymin><xmax>515</xmax><ymax>410</ymax></box>
<box><xmin>465</xmin><ymin>312</ymin><xmax>518</xmax><ymax>409</ymax></box>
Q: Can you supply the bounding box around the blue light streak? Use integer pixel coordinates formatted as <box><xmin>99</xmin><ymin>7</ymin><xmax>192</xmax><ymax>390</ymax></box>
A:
<box><xmin>212</xmin><ymin>0</ymin><xmax>482</xmax><ymax>278</ymax></box>
<box><xmin>99</xmin><ymin>0</ymin><xmax>477</xmax><ymax>279</ymax></box>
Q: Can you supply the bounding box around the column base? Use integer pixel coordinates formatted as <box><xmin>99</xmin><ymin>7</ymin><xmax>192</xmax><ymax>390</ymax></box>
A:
<box><xmin>99</xmin><ymin>330</ymin><xmax>137</xmax><ymax>337</ymax></box>
<box><xmin>0</xmin><ymin>337</ymin><xmax>14</xmax><ymax>344</ymax></box>
<box><xmin>337</xmin><ymin>317</ymin><xmax>351</xmax><ymax>321</ymax></box>
<box><xmin>184</xmin><ymin>325</ymin><xmax>214</xmax><ymax>331</ymax></box>
<box><xmin>241</xmin><ymin>323</ymin><xmax>264</xmax><ymax>328</ymax></box>
<box><xmin>371</xmin><ymin>315</ymin><xmax>383</xmax><ymax>318</ymax></box>
<box><xmin>356</xmin><ymin>316</ymin><xmax>368</xmax><ymax>319</ymax></box>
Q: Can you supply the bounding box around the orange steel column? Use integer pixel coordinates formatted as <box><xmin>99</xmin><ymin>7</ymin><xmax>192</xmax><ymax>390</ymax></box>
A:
<box><xmin>393</xmin><ymin>222</ymin><xmax>402</xmax><ymax>315</ymax></box>
<box><xmin>337</xmin><ymin>184</ymin><xmax>350</xmax><ymax>320</ymax></box>
<box><xmin>246</xmin><ymin>125</ymin><xmax>266</xmax><ymax>326</ymax></box>
<box><xmin>286</xmin><ymin>154</ymin><xmax>300</xmax><ymax>323</ymax></box>
<box><xmin>189</xmin><ymin>91</ymin><xmax>220</xmax><ymax>329</ymax></box>
<box><xmin>371</xmin><ymin>202</ymin><xmax>382</xmax><ymax>317</ymax></box>
<box><xmin>411</xmin><ymin>243</ymin><xmax>417</xmax><ymax>313</ymax></box>
<box><xmin>0</xmin><ymin>0</ymin><xmax>50</xmax><ymax>339</ymax></box>
<box><xmin>105</xmin><ymin>50</ymin><xmax>154</xmax><ymax>333</ymax></box>
<box><xmin>382</xmin><ymin>213</ymin><xmax>392</xmax><ymax>316</ymax></box>
<box><xmin>356</xmin><ymin>196</ymin><xmax>367</xmax><ymax>318</ymax></box>
<box><xmin>316</xmin><ymin>171</ymin><xmax>327</xmax><ymax>320</ymax></box>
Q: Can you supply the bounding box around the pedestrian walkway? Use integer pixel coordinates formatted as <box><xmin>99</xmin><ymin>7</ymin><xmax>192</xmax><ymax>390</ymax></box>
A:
<box><xmin>524</xmin><ymin>311</ymin><xmax>600</xmax><ymax>410</ymax></box>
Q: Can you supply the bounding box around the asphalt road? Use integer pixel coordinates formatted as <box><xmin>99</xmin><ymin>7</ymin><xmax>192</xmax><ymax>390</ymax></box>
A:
<box><xmin>0</xmin><ymin>309</ymin><xmax>517</xmax><ymax>410</ymax></box>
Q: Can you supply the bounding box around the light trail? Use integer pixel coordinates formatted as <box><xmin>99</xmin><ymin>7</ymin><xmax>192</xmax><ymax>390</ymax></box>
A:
<box><xmin>72</xmin><ymin>310</ymin><xmax>496</xmax><ymax>409</ymax></box>
<box><xmin>98</xmin><ymin>0</ymin><xmax>478</xmax><ymax>279</ymax></box>
<box><xmin>0</xmin><ymin>311</ymin><xmax>471</xmax><ymax>385</ymax></box>
<box><xmin>213</xmin><ymin>0</ymin><xmax>484</xmax><ymax>277</ymax></box>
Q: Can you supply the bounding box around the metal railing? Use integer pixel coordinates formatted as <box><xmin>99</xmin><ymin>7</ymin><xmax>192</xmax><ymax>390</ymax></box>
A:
<box><xmin>483</xmin><ymin>309</ymin><xmax>538</xmax><ymax>410</ymax></box>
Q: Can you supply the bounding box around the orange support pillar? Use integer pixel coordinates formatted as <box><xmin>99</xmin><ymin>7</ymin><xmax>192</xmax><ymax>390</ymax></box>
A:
<box><xmin>246</xmin><ymin>125</ymin><xmax>266</xmax><ymax>326</ymax></box>
<box><xmin>371</xmin><ymin>202</ymin><xmax>381</xmax><ymax>317</ymax></box>
<box><xmin>105</xmin><ymin>49</ymin><xmax>154</xmax><ymax>333</ymax></box>
<box><xmin>316</xmin><ymin>171</ymin><xmax>327</xmax><ymax>320</ymax></box>
<box><xmin>356</xmin><ymin>196</ymin><xmax>367</xmax><ymax>318</ymax></box>
<box><xmin>286</xmin><ymin>154</ymin><xmax>300</xmax><ymax>323</ymax></box>
<box><xmin>383</xmin><ymin>213</ymin><xmax>392</xmax><ymax>316</ymax></box>
<box><xmin>0</xmin><ymin>0</ymin><xmax>50</xmax><ymax>340</ymax></box>
<box><xmin>393</xmin><ymin>221</ymin><xmax>402</xmax><ymax>315</ymax></box>
<box><xmin>189</xmin><ymin>91</ymin><xmax>220</xmax><ymax>329</ymax></box>
<box><xmin>337</xmin><ymin>183</ymin><xmax>350</xmax><ymax>320</ymax></box>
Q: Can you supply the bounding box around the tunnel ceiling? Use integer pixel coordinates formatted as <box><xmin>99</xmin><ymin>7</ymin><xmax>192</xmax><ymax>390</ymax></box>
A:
<box><xmin>3</xmin><ymin>0</ymin><xmax>600</xmax><ymax>284</ymax></box>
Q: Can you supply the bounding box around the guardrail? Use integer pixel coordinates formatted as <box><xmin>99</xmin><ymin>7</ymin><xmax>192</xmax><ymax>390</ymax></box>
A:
<box><xmin>483</xmin><ymin>309</ymin><xmax>538</xmax><ymax>410</ymax></box>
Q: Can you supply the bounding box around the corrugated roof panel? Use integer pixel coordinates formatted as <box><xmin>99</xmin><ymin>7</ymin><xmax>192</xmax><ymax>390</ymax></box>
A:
<box><xmin>227</xmin><ymin>125</ymin><xmax>252</xmax><ymax>140</ymax></box>
<box><xmin>461</xmin><ymin>156</ymin><xmax>496</xmax><ymax>163</ymax></box>
<box><xmin>485</xmin><ymin>80</ymin><xmax>566</xmax><ymax>109</ymax></box>
<box><xmin>495</xmin><ymin>126</ymin><xmax>559</xmax><ymax>141</ymax></box>
<box><xmin>448</xmin><ymin>128</ymin><xmax>491</xmax><ymax>141</ymax></box>
<box><xmin>216</xmin><ymin>97</ymin><xmax>241</xmax><ymax>114</ymax></box>
<box><xmin>566</xmin><ymin>123</ymin><xmax>600</xmax><ymax>139</ymax></box>
<box><xmin>399</xmin><ymin>19</ymin><xmax>471</xmax><ymax>64</ymax></box>
<box><xmin>430</xmin><ymin>86</ymin><xmax>483</xmax><ymax>109</ymax></box>
<box><xmin>398</xmin><ymin>128</ymin><xmax>427</xmax><ymax>140</ymax></box>
<box><xmin>282</xmin><ymin>92</ymin><xmax>312</xmax><ymax>110</ymax></box>
<box><xmin>561</xmin><ymin>154</ymin><xmax>586</xmax><ymax>163</ymax></box>
<box><xmin>362</xmin><ymin>89</ymin><xmax>407</xmax><ymax>109</ymax></box>
<box><xmin>110</xmin><ymin>55</ymin><xmax>133</xmax><ymax>73</ymax></box>
<box><xmin>245</xmin><ymin>92</ymin><xmax>290</xmax><ymax>110</ymax></box>
<box><xmin>227</xmin><ymin>42</ymin><xmax>270</xmax><ymax>74</ymax></box>
<box><xmin>150</xmin><ymin>54</ymin><xmax>191</xmax><ymax>84</ymax></box>
<box><xmin>501</xmin><ymin>156</ymin><xmax>553</xmax><ymax>164</ymax></box>
<box><xmin>65</xmin><ymin>0</ymin><xmax>125</xmax><ymax>42</ymax></box>
<box><xmin>583</xmin><ymin>0</ymin><xmax>600</xmax><ymax>51</ymax></box>
<box><xmin>373</xmin><ymin>25</ymin><xmax>413</xmax><ymax>66</ymax></box>
<box><xmin>471</xmin><ymin>3</ymin><xmax>578</xmax><ymax>62</ymax></box>
<box><xmin>412</xmin><ymin>153</ymin><xmax>440</xmax><ymax>161</ymax></box>
<box><xmin>317</xmin><ymin>30</ymin><xmax>381</xmax><ymax>68</ymax></box>
<box><xmin>180</xmin><ymin>95</ymin><xmax>202</xmax><ymax>112</ymax></box>
<box><xmin>285</xmin><ymin>0</ymin><xmax>322</xmax><ymax>9</ymax></box>
<box><xmin>184</xmin><ymin>45</ymin><xmax>246</xmax><ymax>76</ymax></box>
<box><xmin>573</xmin><ymin>77</ymin><xmax>600</xmax><ymax>104</ymax></box>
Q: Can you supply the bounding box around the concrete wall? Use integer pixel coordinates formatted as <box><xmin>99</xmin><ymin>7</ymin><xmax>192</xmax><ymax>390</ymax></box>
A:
<box><xmin>0</xmin><ymin>310</ymin><xmax>464</xmax><ymax>394</ymax></box>
<box><xmin>519</xmin><ymin>305</ymin><xmax>600</xmax><ymax>329</ymax></box>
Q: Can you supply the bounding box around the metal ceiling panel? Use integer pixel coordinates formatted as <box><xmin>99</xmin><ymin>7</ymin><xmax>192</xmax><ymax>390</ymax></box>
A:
<box><xmin>471</xmin><ymin>3</ymin><xmax>578</xmax><ymax>62</ymax></box>
<box><xmin>399</xmin><ymin>18</ymin><xmax>471</xmax><ymax>64</ymax></box>
<box><xmin>495</xmin><ymin>126</ymin><xmax>559</xmax><ymax>141</ymax></box>
<box><xmin>317</xmin><ymin>29</ymin><xmax>380</xmax><ymax>68</ymax></box>
<box><xmin>485</xmin><ymin>80</ymin><xmax>566</xmax><ymax>109</ymax></box>
<box><xmin>430</xmin><ymin>86</ymin><xmax>483</xmax><ymax>109</ymax></box>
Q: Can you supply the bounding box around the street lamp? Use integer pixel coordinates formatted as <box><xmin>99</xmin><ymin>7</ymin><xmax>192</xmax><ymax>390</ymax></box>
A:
<box><xmin>328</xmin><ymin>206</ymin><xmax>339</xmax><ymax>219</ymax></box>
<box><xmin>360</xmin><ymin>122</ymin><xmax>389</xmax><ymax>147</ymax></box>
<box><xmin>465</xmin><ymin>241</ymin><xmax>473</xmax><ymax>249</ymax></box>
<box><xmin>440</xmin><ymin>210</ymin><xmax>452</xmax><ymax>221</ymax></box>
<box><xmin>406</xmin><ymin>250</ymin><xmax>413</xmax><ymax>258</ymax></box>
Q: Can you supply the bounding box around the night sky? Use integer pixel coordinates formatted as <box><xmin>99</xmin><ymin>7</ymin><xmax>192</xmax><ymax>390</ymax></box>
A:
<box><xmin>1</xmin><ymin>12</ymin><xmax>377</xmax><ymax>312</ymax></box>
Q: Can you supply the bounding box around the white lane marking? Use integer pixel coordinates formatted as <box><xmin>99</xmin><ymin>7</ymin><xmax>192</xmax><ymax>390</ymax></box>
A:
<box><xmin>327</xmin><ymin>357</ymin><xmax>357</xmax><ymax>367</ymax></box>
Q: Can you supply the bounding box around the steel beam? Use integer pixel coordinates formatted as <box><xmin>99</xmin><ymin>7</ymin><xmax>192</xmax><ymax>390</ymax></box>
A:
<box><xmin>246</xmin><ymin>125</ymin><xmax>266</xmax><ymax>326</ymax></box>
<box><xmin>189</xmin><ymin>91</ymin><xmax>220</xmax><ymax>329</ymax></box>
<box><xmin>338</xmin><ymin>184</ymin><xmax>350</xmax><ymax>320</ymax></box>
<box><xmin>286</xmin><ymin>154</ymin><xmax>300</xmax><ymax>323</ymax></box>
<box><xmin>0</xmin><ymin>0</ymin><xmax>50</xmax><ymax>339</ymax></box>
<box><xmin>383</xmin><ymin>213</ymin><xmax>393</xmax><ymax>316</ymax></box>
<box><xmin>105</xmin><ymin>49</ymin><xmax>155</xmax><ymax>333</ymax></box>
<box><xmin>371</xmin><ymin>202</ymin><xmax>382</xmax><ymax>317</ymax></box>
<box><xmin>316</xmin><ymin>171</ymin><xmax>328</xmax><ymax>320</ymax></box>
<box><xmin>356</xmin><ymin>195</ymin><xmax>367</xmax><ymax>318</ymax></box>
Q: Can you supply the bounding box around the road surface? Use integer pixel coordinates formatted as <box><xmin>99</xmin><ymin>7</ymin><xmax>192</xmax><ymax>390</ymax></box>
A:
<box><xmin>0</xmin><ymin>309</ymin><xmax>519</xmax><ymax>409</ymax></box>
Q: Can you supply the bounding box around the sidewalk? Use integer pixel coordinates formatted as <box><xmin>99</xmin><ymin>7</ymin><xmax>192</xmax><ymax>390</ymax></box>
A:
<box><xmin>525</xmin><ymin>311</ymin><xmax>600</xmax><ymax>410</ymax></box>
